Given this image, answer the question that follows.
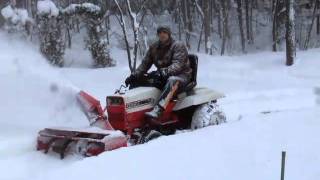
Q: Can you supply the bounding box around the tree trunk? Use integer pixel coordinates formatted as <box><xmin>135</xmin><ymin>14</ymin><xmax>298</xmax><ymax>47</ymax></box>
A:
<box><xmin>210</xmin><ymin>0</ymin><xmax>214</xmax><ymax>34</ymax></box>
<box><xmin>317</xmin><ymin>0</ymin><xmax>320</xmax><ymax>35</ymax></box>
<box><xmin>286</xmin><ymin>0</ymin><xmax>295</xmax><ymax>66</ymax></box>
<box><xmin>204</xmin><ymin>0</ymin><xmax>211</xmax><ymax>54</ymax></box>
<box><xmin>213</xmin><ymin>0</ymin><xmax>222</xmax><ymax>38</ymax></box>
<box><xmin>182</xmin><ymin>0</ymin><xmax>192</xmax><ymax>49</ymax></box>
<box><xmin>105</xmin><ymin>15</ymin><xmax>110</xmax><ymax>45</ymax></box>
<box><xmin>27</xmin><ymin>0</ymin><xmax>33</xmax><ymax>16</ymax></box>
<box><xmin>304</xmin><ymin>0</ymin><xmax>318</xmax><ymax>49</ymax></box>
<box><xmin>245</xmin><ymin>0</ymin><xmax>250</xmax><ymax>43</ymax></box>
<box><xmin>66</xmin><ymin>25</ymin><xmax>72</xmax><ymax>48</ymax></box>
<box><xmin>186</xmin><ymin>0</ymin><xmax>193</xmax><ymax>33</ymax></box>
<box><xmin>197</xmin><ymin>23</ymin><xmax>204</xmax><ymax>52</ymax></box>
<box><xmin>31</xmin><ymin>0</ymin><xmax>38</xmax><ymax>18</ymax></box>
<box><xmin>236</xmin><ymin>0</ymin><xmax>246</xmax><ymax>53</ymax></box>
<box><xmin>220</xmin><ymin>0</ymin><xmax>229</xmax><ymax>55</ymax></box>
<box><xmin>114</xmin><ymin>0</ymin><xmax>133</xmax><ymax>72</ymax></box>
<box><xmin>178</xmin><ymin>13</ymin><xmax>182</xmax><ymax>41</ymax></box>
<box><xmin>249</xmin><ymin>0</ymin><xmax>254</xmax><ymax>43</ymax></box>
<box><xmin>272</xmin><ymin>0</ymin><xmax>279</xmax><ymax>51</ymax></box>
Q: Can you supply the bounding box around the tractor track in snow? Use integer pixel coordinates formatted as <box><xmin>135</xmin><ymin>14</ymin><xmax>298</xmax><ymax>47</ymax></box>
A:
<box><xmin>221</xmin><ymin>87</ymin><xmax>318</xmax><ymax>123</ymax></box>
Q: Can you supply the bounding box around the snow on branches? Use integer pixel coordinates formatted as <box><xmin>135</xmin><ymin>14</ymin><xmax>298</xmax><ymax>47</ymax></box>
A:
<box><xmin>37</xmin><ymin>0</ymin><xmax>59</xmax><ymax>17</ymax></box>
<box><xmin>63</xmin><ymin>3</ymin><xmax>101</xmax><ymax>15</ymax></box>
<box><xmin>37</xmin><ymin>0</ymin><xmax>65</xmax><ymax>67</ymax></box>
<box><xmin>36</xmin><ymin>0</ymin><xmax>114</xmax><ymax>68</ymax></box>
<box><xmin>114</xmin><ymin>0</ymin><xmax>147</xmax><ymax>72</ymax></box>
<box><xmin>1</xmin><ymin>5</ymin><xmax>33</xmax><ymax>34</ymax></box>
<box><xmin>63</xmin><ymin>2</ymin><xmax>115</xmax><ymax>67</ymax></box>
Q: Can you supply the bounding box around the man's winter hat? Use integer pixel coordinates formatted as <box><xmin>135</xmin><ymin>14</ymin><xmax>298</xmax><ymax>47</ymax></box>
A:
<box><xmin>157</xmin><ymin>26</ymin><xmax>171</xmax><ymax>36</ymax></box>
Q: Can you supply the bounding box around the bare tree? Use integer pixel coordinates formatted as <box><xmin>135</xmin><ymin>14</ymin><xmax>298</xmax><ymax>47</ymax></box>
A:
<box><xmin>317</xmin><ymin>0</ymin><xmax>320</xmax><ymax>35</ymax></box>
<box><xmin>220</xmin><ymin>0</ymin><xmax>230</xmax><ymax>55</ymax></box>
<box><xmin>285</xmin><ymin>0</ymin><xmax>295</xmax><ymax>66</ymax></box>
<box><xmin>181</xmin><ymin>0</ymin><xmax>193</xmax><ymax>49</ymax></box>
<box><xmin>194</xmin><ymin>0</ymin><xmax>204</xmax><ymax>52</ymax></box>
<box><xmin>114</xmin><ymin>0</ymin><xmax>147</xmax><ymax>72</ymax></box>
<box><xmin>125</xmin><ymin>0</ymin><xmax>147</xmax><ymax>71</ymax></box>
<box><xmin>203</xmin><ymin>0</ymin><xmax>211</xmax><ymax>54</ymax></box>
<box><xmin>249</xmin><ymin>0</ymin><xmax>254</xmax><ymax>43</ymax></box>
<box><xmin>114</xmin><ymin>0</ymin><xmax>132</xmax><ymax>71</ymax></box>
<box><xmin>304</xmin><ymin>0</ymin><xmax>318</xmax><ymax>50</ymax></box>
<box><xmin>272</xmin><ymin>0</ymin><xmax>280</xmax><ymax>51</ymax></box>
<box><xmin>212</xmin><ymin>0</ymin><xmax>222</xmax><ymax>39</ymax></box>
<box><xmin>194</xmin><ymin>0</ymin><xmax>213</xmax><ymax>53</ymax></box>
<box><xmin>245</xmin><ymin>0</ymin><xmax>250</xmax><ymax>43</ymax></box>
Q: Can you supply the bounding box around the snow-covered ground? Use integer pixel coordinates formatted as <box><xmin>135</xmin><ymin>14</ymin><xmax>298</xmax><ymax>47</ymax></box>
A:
<box><xmin>0</xmin><ymin>31</ymin><xmax>319</xmax><ymax>180</ymax></box>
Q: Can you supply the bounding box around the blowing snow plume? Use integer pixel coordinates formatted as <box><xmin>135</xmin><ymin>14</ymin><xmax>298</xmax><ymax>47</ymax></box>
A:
<box><xmin>0</xmin><ymin>32</ymin><xmax>87</xmax><ymax>132</ymax></box>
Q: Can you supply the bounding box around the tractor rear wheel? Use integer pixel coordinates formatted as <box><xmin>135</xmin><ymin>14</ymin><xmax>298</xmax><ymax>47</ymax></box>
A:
<box><xmin>191</xmin><ymin>101</ymin><xmax>226</xmax><ymax>130</ymax></box>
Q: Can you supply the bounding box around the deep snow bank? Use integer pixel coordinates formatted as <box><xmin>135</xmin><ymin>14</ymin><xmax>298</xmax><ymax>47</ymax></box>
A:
<box><xmin>34</xmin><ymin>107</ymin><xmax>320</xmax><ymax>180</ymax></box>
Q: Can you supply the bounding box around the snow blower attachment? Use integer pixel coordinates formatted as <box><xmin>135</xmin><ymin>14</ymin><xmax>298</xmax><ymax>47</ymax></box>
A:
<box><xmin>36</xmin><ymin>54</ymin><xmax>226</xmax><ymax>159</ymax></box>
<box><xmin>36</xmin><ymin>91</ymin><xmax>127</xmax><ymax>159</ymax></box>
<box><xmin>76</xmin><ymin>91</ymin><xmax>113</xmax><ymax>130</ymax></box>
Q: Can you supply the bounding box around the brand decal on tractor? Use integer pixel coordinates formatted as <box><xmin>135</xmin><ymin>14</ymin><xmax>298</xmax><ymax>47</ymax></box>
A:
<box><xmin>126</xmin><ymin>98</ymin><xmax>155</xmax><ymax>109</ymax></box>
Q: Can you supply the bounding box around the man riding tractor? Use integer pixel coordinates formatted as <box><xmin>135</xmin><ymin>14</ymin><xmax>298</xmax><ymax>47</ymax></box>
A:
<box><xmin>125</xmin><ymin>26</ymin><xmax>192</xmax><ymax>124</ymax></box>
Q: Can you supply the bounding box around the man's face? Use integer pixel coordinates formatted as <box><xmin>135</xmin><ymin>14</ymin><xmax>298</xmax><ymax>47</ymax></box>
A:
<box><xmin>158</xmin><ymin>31</ymin><xmax>170</xmax><ymax>43</ymax></box>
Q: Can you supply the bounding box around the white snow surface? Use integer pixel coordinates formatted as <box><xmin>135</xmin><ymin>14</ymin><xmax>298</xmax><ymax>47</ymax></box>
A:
<box><xmin>37</xmin><ymin>0</ymin><xmax>59</xmax><ymax>17</ymax></box>
<box><xmin>0</xmin><ymin>31</ymin><xmax>320</xmax><ymax>180</ymax></box>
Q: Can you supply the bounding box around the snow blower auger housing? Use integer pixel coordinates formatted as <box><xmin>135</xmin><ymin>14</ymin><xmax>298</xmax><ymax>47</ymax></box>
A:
<box><xmin>36</xmin><ymin>54</ymin><xmax>226</xmax><ymax>158</ymax></box>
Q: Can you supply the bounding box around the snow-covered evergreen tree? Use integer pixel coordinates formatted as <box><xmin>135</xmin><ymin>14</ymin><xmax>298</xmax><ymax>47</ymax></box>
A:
<box><xmin>86</xmin><ymin>20</ymin><xmax>115</xmax><ymax>67</ymax></box>
<box><xmin>64</xmin><ymin>3</ymin><xmax>115</xmax><ymax>68</ymax></box>
<box><xmin>37</xmin><ymin>0</ymin><xmax>65</xmax><ymax>67</ymax></box>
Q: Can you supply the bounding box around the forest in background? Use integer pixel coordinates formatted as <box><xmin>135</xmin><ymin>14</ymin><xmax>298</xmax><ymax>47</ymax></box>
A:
<box><xmin>0</xmin><ymin>0</ymin><xmax>318</xmax><ymax>68</ymax></box>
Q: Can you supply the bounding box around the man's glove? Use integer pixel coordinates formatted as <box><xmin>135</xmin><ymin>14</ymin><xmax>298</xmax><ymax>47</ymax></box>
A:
<box><xmin>125</xmin><ymin>73</ymin><xmax>137</xmax><ymax>86</ymax></box>
<box><xmin>149</xmin><ymin>69</ymin><xmax>169</xmax><ymax>79</ymax></box>
<box><xmin>149</xmin><ymin>70</ymin><xmax>160</xmax><ymax>78</ymax></box>
<box><xmin>159</xmin><ymin>68</ymin><xmax>169</xmax><ymax>79</ymax></box>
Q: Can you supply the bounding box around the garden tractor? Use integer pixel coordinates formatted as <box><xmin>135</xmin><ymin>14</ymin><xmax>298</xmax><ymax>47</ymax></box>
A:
<box><xmin>36</xmin><ymin>54</ymin><xmax>226</xmax><ymax>159</ymax></box>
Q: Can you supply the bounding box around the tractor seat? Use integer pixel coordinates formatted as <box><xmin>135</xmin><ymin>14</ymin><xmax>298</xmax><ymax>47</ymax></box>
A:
<box><xmin>184</xmin><ymin>54</ymin><xmax>198</xmax><ymax>92</ymax></box>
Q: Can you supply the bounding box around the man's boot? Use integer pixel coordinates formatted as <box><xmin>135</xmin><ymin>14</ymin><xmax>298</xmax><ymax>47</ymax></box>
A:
<box><xmin>145</xmin><ymin>79</ymin><xmax>180</xmax><ymax>125</ymax></box>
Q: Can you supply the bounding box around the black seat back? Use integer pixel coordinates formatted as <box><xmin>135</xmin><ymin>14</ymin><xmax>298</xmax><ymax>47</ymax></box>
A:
<box><xmin>188</xmin><ymin>54</ymin><xmax>198</xmax><ymax>85</ymax></box>
<box><xmin>183</xmin><ymin>54</ymin><xmax>198</xmax><ymax>92</ymax></box>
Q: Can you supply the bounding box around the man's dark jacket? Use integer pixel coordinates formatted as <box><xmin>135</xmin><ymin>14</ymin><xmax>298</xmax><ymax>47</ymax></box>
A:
<box><xmin>135</xmin><ymin>38</ymin><xmax>192</xmax><ymax>79</ymax></box>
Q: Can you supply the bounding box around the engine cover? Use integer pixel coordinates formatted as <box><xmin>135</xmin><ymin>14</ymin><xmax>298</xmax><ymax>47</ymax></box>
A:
<box><xmin>111</xmin><ymin>87</ymin><xmax>161</xmax><ymax>113</ymax></box>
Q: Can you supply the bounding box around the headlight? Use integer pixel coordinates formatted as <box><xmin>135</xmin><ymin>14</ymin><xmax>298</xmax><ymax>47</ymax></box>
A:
<box><xmin>107</xmin><ymin>97</ymin><xmax>124</xmax><ymax>106</ymax></box>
